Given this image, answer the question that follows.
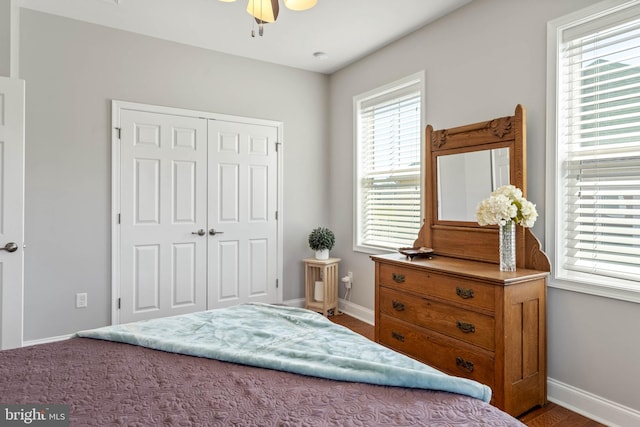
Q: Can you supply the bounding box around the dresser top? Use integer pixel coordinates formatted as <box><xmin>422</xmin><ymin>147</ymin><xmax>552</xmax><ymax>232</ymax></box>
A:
<box><xmin>371</xmin><ymin>253</ymin><xmax>548</xmax><ymax>285</ymax></box>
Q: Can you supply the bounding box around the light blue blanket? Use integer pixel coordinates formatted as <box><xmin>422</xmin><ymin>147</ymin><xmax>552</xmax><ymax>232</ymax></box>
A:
<box><xmin>76</xmin><ymin>303</ymin><xmax>491</xmax><ymax>402</ymax></box>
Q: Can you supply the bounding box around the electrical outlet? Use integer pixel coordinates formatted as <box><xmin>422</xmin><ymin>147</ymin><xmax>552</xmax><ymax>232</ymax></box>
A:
<box><xmin>76</xmin><ymin>293</ymin><xmax>87</xmax><ymax>308</ymax></box>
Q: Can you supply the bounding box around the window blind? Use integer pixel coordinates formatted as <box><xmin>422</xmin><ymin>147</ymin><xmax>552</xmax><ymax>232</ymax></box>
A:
<box><xmin>357</xmin><ymin>85</ymin><xmax>421</xmax><ymax>249</ymax></box>
<box><xmin>559</xmin><ymin>8</ymin><xmax>640</xmax><ymax>282</ymax></box>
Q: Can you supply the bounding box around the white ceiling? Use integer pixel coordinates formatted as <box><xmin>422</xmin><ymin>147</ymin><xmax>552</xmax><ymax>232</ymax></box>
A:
<box><xmin>19</xmin><ymin>0</ymin><xmax>471</xmax><ymax>74</ymax></box>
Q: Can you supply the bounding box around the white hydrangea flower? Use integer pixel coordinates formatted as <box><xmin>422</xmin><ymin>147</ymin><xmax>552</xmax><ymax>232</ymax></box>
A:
<box><xmin>475</xmin><ymin>185</ymin><xmax>537</xmax><ymax>228</ymax></box>
<box><xmin>517</xmin><ymin>199</ymin><xmax>538</xmax><ymax>228</ymax></box>
<box><xmin>493</xmin><ymin>184</ymin><xmax>522</xmax><ymax>201</ymax></box>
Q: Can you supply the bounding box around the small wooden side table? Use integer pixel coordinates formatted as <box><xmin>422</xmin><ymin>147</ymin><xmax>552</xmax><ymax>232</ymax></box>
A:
<box><xmin>303</xmin><ymin>257</ymin><xmax>340</xmax><ymax>316</ymax></box>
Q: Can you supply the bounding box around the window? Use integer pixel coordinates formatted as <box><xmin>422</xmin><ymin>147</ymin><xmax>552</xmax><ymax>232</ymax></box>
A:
<box><xmin>354</xmin><ymin>73</ymin><xmax>423</xmax><ymax>252</ymax></box>
<box><xmin>547</xmin><ymin>0</ymin><xmax>640</xmax><ymax>301</ymax></box>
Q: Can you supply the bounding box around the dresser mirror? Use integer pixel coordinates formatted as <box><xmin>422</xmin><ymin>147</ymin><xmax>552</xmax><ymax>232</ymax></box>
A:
<box><xmin>414</xmin><ymin>105</ymin><xmax>527</xmax><ymax>266</ymax></box>
<box><xmin>437</xmin><ymin>147</ymin><xmax>510</xmax><ymax>222</ymax></box>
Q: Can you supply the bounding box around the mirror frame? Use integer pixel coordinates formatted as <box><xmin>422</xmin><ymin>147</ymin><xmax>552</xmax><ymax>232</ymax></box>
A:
<box><xmin>414</xmin><ymin>105</ymin><xmax>528</xmax><ymax>266</ymax></box>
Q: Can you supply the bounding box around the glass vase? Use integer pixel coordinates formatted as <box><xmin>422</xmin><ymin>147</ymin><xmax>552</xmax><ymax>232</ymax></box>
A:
<box><xmin>499</xmin><ymin>221</ymin><xmax>516</xmax><ymax>272</ymax></box>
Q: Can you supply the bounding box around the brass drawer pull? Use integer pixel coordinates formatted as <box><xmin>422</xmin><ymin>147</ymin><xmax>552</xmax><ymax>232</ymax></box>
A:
<box><xmin>392</xmin><ymin>273</ymin><xmax>405</xmax><ymax>283</ymax></box>
<box><xmin>391</xmin><ymin>331</ymin><xmax>405</xmax><ymax>342</ymax></box>
<box><xmin>456</xmin><ymin>286</ymin><xmax>474</xmax><ymax>299</ymax></box>
<box><xmin>456</xmin><ymin>356</ymin><xmax>474</xmax><ymax>373</ymax></box>
<box><xmin>392</xmin><ymin>300</ymin><xmax>405</xmax><ymax>311</ymax></box>
<box><xmin>456</xmin><ymin>321</ymin><xmax>475</xmax><ymax>333</ymax></box>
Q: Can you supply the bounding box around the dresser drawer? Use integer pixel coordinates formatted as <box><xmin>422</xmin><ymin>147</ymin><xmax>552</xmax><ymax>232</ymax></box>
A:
<box><xmin>378</xmin><ymin>263</ymin><xmax>495</xmax><ymax>311</ymax></box>
<box><xmin>379</xmin><ymin>287</ymin><xmax>495</xmax><ymax>351</ymax></box>
<box><xmin>378</xmin><ymin>314</ymin><xmax>495</xmax><ymax>389</ymax></box>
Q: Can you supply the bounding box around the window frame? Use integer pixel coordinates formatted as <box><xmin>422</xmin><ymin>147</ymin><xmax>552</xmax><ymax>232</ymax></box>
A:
<box><xmin>353</xmin><ymin>72</ymin><xmax>425</xmax><ymax>254</ymax></box>
<box><xmin>546</xmin><ymin>0</ymin><xmax>640</xmax><ymax>303</ymax></box>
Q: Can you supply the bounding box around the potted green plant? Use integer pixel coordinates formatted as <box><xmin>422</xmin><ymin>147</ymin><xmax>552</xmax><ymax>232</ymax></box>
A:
<box><xmin>308</xmin><ymin>227</ymin><xmax>335</xmax><ymax>260</ymax></box>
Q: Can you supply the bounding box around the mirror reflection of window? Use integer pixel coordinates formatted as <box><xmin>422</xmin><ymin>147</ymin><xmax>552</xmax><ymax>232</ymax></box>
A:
<box><xmin>491</xmin><ymin>147</ymin><xmax>510</xmax><ymax>189</ymax></box>
<box><xmin>437</xmin><ymin>148</ymin><xmax>510</xmax><ymax>221</ymax></box>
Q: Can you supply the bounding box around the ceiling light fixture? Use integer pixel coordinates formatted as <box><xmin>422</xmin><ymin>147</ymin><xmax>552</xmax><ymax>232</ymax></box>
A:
<box><xmin>283</xmin><ymin>0</ymin><xmax>317</xmax><ymax>11</ymax></box>
<box><xmin>220</xmin><ymin>0</ymin><xmax>317</xmax><ymax>37</ymax></box>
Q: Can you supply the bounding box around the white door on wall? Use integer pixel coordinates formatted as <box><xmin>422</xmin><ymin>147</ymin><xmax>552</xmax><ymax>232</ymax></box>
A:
<box><xmin>207</xmin><ymin>120</ymin><xmax>279</xmax><ymax>308</ymax></box>
<box><xmin>118</xmin><ymin>110</ymin><xmax>208</xmax><ymax>323</ymax></box>
<box><xmin>0</xmin><ymin>76</ymin><xmax>25</xmax><ymax>349</ymax></box>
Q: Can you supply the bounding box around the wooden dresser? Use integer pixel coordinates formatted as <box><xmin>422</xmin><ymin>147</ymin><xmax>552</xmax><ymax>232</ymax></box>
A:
<box><xmin>373</xmin><ymin>105</ymin><xmax>550</xmax><ymax>416</ymax></box>
<box><xmin>372</xmin><ymin>253</ymin><xmax>548</xmax><ymax>417</ymax></box>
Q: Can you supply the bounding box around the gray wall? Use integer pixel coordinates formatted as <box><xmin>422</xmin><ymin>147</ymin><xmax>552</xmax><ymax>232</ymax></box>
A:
<box><xmin>0</xmin><ymin>0</ymin><xmax>11</xmax><ymax>77</ymax></box>
<box><xmin>20</xmin><ymin>9</ymin><xmax>329</xmax><ymax>340</ymax></box>
<box><xmin>328</xmin><ymin>0</ymin><xmax>640</xmax><ymax>418</ymax></box>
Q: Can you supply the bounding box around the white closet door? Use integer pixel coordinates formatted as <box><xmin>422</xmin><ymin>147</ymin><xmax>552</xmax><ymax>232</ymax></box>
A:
<box><xmin>119</xmin><ymin>110</ymin><xmax>207</xmax><ymax>323</ymax></box>
<box><xmin>0</xmin><ymin>76</ymin><xmax>24</xmax><ymax>349</ymax></box>
<box><xmin>207</xmin><ymin>120</ymin><xmax>279</xmax><ymax>308</ymax></box>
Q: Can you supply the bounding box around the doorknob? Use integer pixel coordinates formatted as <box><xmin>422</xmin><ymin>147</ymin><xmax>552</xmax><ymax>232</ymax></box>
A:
<box><xmin>191</xmin><ymin>229</ymin><xmax>206</xmax><ymax>236</ymax></box>
<box><xmin>209</xmin><ymin>229</ymin><xmax>225</xmax><ymax>236</ymax></box>
<box><xmin>0</xmin><ymin>242</ymin><xmax>18</xmax><ymax>253</ymax></box>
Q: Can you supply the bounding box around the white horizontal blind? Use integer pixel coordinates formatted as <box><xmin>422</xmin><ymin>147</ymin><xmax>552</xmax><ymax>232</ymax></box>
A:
<box><xmin>559</xmin><ymin>7</ymin><xmax>640</xmax><ymax>283</ymax></box>
<box><xmin>357</xmin><ymin>82</ymin><xmax>421</xmax><ymax>250</ymax></box>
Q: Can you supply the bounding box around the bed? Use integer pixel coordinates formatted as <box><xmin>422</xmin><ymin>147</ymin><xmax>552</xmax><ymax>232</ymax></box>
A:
<box><xmin>0</xmin><ymin>304</ymin><xmax>525</xmax><ymax>426</ymax></box>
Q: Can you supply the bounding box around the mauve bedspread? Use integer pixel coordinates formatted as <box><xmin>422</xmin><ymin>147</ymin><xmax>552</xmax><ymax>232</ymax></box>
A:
<box><xmin>76</xmin><ymin>304</ymin><xmax>490</xmax><ymax>402</ymax></box>
<box><xmin>0</xmin><ymin>338</ymin><xmax>524</xmax><ymax>426</ymax></box>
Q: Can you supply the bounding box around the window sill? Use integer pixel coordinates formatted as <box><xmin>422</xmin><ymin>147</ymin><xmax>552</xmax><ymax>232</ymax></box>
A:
<box><xmin>548</xmin><ymin>276</ymin><xmax>640</xmax><ymax>305</ymax></box>
<box><xmin>353</xmin><ymin>244</ymin><xmax>397</xmax><ymax>256</ymax></box>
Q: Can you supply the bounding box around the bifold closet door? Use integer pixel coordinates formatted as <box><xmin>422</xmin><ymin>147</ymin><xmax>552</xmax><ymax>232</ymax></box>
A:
<box><xmin>119</xmin><ymin>110</ymin><xmax>208</xmax><ymax>323</ymax></box>
<box><xmin>207</xmin><ymin>120</ymin><xmax>279</xmax><ymax>308</ymax></box>
<box><xmin>117</xmin><ymin>110</ymin><xmax>280</xmax><ymax>323</ymax></box>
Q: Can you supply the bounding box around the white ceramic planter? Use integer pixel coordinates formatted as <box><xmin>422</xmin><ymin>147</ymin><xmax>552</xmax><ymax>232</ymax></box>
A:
<box><xmin>315</xmin><ymin>249</ymin><xmax>329</xmax><ymax>260</ymax></box>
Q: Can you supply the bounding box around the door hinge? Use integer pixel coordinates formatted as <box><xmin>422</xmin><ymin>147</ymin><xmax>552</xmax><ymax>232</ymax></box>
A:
<box><xmin>117</xmin><ymin>213</ymin><xmax>121</xmax><ymax>224</ymax></box>
<box><xmin>275</xmin><ymin>211</ymin><xmax>278</xmax><ymax>220</ymax></box>
<box><xmin>276</xmin><ymin>278</ymin><xmax>279</xmax><ymax>289</ymax></box>
<box><xmin>275</xmin><ymin>142</ymin><xmax>281</xmax><ymax>152</ymax></box>
<box><xmin>115</xmin><ymin>127</ymin><xmax>121</xmax><ymax>140</ymax></box>
<box><xmin>117</xmin><ymin>298</ymin><xmax>121</xmax><ymax>309</ymax></box>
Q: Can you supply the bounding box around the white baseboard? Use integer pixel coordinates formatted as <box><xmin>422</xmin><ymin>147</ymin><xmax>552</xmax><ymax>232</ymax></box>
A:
<box><xmin>283</xmin><ymin>298</ymin><xmax>305</xmax><ymax>308</ymax></box>
<box><xmin>338</xmin><ymin>299</ymin><xmax>374</xmax><ymax>324</ymax></box>
<box><xmin>548</xmin><ymin>377</ymin><xmax>640</xmax><ymax>427</ymax></box>
<box><xmin>22</xmin><ymin>334</ymin><xmax>73</xmax><ymax>347</ymax></box>
<box><xmin>283</xmin><ymin>298</ymin><xmax>374</xmax><ymax>324</ymax></box>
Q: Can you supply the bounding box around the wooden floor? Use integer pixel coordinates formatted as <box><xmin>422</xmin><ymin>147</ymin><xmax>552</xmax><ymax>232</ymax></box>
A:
<box><xmin>330</xmin><ymin>313</ymin><xmax>606</xmax><ymax>427</ymax></box>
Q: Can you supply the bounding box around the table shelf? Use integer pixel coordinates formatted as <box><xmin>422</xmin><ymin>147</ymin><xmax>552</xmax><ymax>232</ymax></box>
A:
<box><xmin>303</xmin><ymin>257</ymin><xmax>340</xmax><ymax>317</ymax></box>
